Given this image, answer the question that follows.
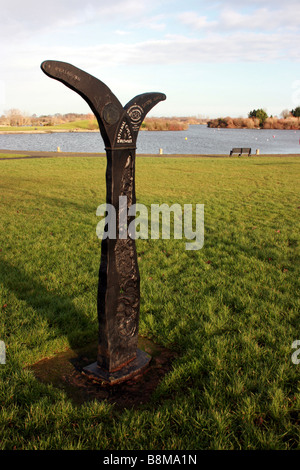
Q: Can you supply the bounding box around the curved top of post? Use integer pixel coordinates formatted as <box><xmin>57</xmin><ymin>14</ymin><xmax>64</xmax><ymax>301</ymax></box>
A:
<box><xmin>41</xmin><ymin>60</ymin><xmax>166</xmax><ymax>149</ymax></box>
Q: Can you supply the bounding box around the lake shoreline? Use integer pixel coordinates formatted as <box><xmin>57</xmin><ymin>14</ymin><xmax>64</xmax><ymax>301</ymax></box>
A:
<box><xmin>1</xmin><ymin>125</ymin><xmax>299</xmax><ymax>154</ymax></box>
<box><xmin>1</xmin><ymin>126</ymin><xmax>300</xmax><ymax>134</ymax></box>
<box><xmin>1</xmin><ymin>148</ymin><xmax>299</xmax><ymax>160</ymax></box>
<box><xmin>0</xmin><ymin>129</ymin><xmax>99</xmax><ymax>134</ymax></box>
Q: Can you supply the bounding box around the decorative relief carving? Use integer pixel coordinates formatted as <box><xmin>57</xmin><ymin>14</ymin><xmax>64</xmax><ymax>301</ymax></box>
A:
<box><xmin>127</xmin><ymin>104</ymin><xmax>143</xmax><ymax>131</ymax></box>
<box><xmin>117</xmin><ymin>121</ymin><xmax>133</xmax><ymax>144</ymax></box>
<box><xmin>115</xmin><ymin>238</ymin><xmax>139</xmax><ymax>338</ymax></box>
<box><xmin>115</xmin><ymin>154</ymin><xmax>139</xmax><ymax>338</ymax></box>
<box><xmin>121</xmin><ymin>154</ymin><xmax>134</xmax><ymax>204</ymax></box>
<box><xmin>54</xmin><ymin>65</ymin><xmax>81</xmax><ymax>82</ymax></box>
<box><xmin>41</xmin><ymin>60</ymin><xmax>166</xmax><ymax>380</ymax></box>
<box><xmin>102</xmin><ymin>102</ymin><xmax>120</xmax><ymax>125</ymax></box>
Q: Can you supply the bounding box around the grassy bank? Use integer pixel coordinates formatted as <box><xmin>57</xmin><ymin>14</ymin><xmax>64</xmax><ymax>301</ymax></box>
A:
<box><xmin>0</xmin><ymin>119</ymin><xmax>98</xmax><ymax>133</ymax></box>
<box><xmin>0</xmin><ymin>155</ymin><xmax>299</xmax><ymax>450</ymax></box>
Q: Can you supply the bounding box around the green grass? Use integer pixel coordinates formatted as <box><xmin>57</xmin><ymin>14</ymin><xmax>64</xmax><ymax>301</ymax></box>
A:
<box><xmin>53</xmin><ymin>119</ymin><xmax>98</xmax><ymax>131</ymax></box>
<box><xmin>0</xmin><ymin>155</ymin><xmax>299</xmax><ymax>450</ymax></box>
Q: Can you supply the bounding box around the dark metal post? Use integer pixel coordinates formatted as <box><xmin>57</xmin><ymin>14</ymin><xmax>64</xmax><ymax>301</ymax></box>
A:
<box><xmin>41</xmin><ymin>61</ymin><xmax>166</xmax><ymax>383</ymax></box>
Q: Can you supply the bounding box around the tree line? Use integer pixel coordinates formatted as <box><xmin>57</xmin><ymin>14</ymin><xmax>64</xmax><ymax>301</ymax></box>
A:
<box><xmin>207</xmin><ymin>107</ymin><xmax>300</xmax><ymax>129</ymax></box>
<box><xmin>2</xmin><ymin>107</ymin><xmax>299</xmax><ymax>130</ymax></box>
<box><xmin>0</xmin><ymin>110</ymin><xmax>95</xmax><ymax>127</ymax></box>
<box><xmin>0</xmin><ymin>110</ymin><xmax>207</xmax><ymax>131</ymax></box>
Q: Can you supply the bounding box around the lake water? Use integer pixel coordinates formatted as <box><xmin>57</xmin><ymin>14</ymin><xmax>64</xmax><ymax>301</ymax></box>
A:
<box><xmin>0</xmin><ymin>125</ymin><xmax>299</xmax><ymax>155</ymax></box>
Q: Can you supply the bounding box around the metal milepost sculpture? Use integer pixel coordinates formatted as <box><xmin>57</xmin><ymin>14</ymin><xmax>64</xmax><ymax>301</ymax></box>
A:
<box><xmin>41</xmin><ymin>61</ymin><xmax>166</xmax><ymax>384</ymax></box>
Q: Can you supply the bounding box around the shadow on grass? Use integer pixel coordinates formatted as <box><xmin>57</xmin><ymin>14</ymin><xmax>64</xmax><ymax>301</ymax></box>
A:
<box><xmin>0</xmin><ymin>257</ymin><xmax>97</xmax><ymax>349</ymax></box>
<box><xmin>0</xmin><ymin>182</ymin><xmax>102</xmax><ymax>216</ymax></box>
<box><xmin>0</xmin><ymin>259</ymin><xmax>179</xmax><ymax>408</ymax></box>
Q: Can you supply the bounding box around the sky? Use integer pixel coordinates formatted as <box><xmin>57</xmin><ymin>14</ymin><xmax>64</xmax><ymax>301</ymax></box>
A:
<box><xmin>0</xmin><ymin>0</ymin><xmax>299</xmax><ymax>118</ymax></box>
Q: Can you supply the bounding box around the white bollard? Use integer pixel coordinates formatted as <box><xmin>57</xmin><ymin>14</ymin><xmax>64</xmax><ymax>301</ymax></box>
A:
<box><xmin>57</xmin><ymin>146</ymin><xmax>61</xmax><ymax>152</ymax></box>
<box><xmin>159</xmin><ymin>148</ymin><xmax>163</xmax><ymax>154</ymax></box>
<box><xmin>256</xmin><ymin>149</ymin><xmax>260</xmax><ymax>155</ymax></box>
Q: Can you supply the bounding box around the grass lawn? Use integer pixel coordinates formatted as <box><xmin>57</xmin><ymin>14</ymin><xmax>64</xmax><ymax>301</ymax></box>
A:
<box><xmin>0</xmin><ymin>154</ymin><xmax>299</xmax><ymax>450</ymax></box>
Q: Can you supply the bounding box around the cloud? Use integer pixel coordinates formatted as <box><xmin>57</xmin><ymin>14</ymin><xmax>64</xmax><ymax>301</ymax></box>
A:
<box><xmin>178</xmin><ymin>12</ymin><xmax>217</xmax><ymax>30</ymax></box>
<box><xmin>132</xmin><ymin>14</ymin><xmax>166</xmax><ymax>31</ymax></box>
<box><xmin>218</xmin><ymin>0</ymin><xmax>299</xmax><ymax>6</ymax></box>
<box><xmin>135</xmin><ymin>33</ymin><xmax>299</xmax><ymax>63</ymax></box>
<box><xmin>179</xmin><ymin>4</ymin><xmax>300</xmax><ymax>32</ymax></box>
<box><xmin>219</xmin><ymin>7</ymin><xmax>300</xmax><ymax>32</ymax></box>
<box><xmin>114</xmin><ymin>30</ymin><xmax>131</xmax><ymax>36</ymax></box>
<box><xmin>0</xmin><ymin>0</ymin><xmax>148</xmax><ymax>41</ymax></box>
<box><xmin>5</xmin><ymin>31</ymin><xmax>298</xmax><ymax>80</ymax></box>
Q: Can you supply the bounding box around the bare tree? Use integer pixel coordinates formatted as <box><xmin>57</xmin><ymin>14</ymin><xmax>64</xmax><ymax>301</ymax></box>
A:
<box><xmin>280</xmin><ymin>109</ymin><xmax>291</xmax><ymax>119</ymax></box>
<box><xmin>5</xmin><ymin>108</ymin><xmax>24</xmax><ymax>126</ymax></box>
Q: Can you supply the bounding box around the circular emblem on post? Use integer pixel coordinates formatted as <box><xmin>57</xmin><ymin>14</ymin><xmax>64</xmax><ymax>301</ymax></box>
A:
<box><xmin>127</xmin><ymin>104</ymin><xmax>143</xmax><ymax>131</ymax></box>
<box><xmin>127</xmin><ymin>105</ymin><xmax>143</xmax><ymax>123</ymax></box>
<box><xmin>102</xmin><ymin>103</ymin><xmax>120</xmax><ymax>125</ymax></box>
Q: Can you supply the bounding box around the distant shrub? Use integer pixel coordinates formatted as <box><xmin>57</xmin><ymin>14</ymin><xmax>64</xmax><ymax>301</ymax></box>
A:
<box><xmin>263</xmin><ymin>117</ymin><xmax>276</xmax><ymax>129</ymax></box>
<box><xmin>291</xmin><ymin>106</ymin><xmax>300</xmax><ymax>117</ymax></box>
<box><xmin>242</xmin><ymin>118</ymin><xmax>255</xmax><ymax>128</ymax></box>
<box><xmin>206</xmin><ymin>115</ymin><xmax>300</xmax><ymax>130</ymax></box>
<box><xmin>248</xmin><ymin>109</ymin><xmax>268</xmax><ymax>127</ymax></box>
<box><xmin>263</xmin><ymin>116</ymin><xmax>300</xmax><ymax>129</ymax></box>
<box><xmin>224</xmin><ymin>117</ymin><xmax>235</xmax><ymax>128</ymax></box>
<box><xmin>142</xmin><ymin>118</ymin><xmax>189</xmax><ymax>131</ymax></box>
<box><xmin>233</xmin><ymin>118</ymin><xmax>243</xmax><ymax>128</ymax></box>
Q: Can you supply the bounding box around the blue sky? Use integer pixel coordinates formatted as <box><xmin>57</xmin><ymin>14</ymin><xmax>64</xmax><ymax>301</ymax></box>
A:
<box><xmin>0</xmin><ymin>0</ymin><xmax>299</xmax><ymax>118</ymax></box>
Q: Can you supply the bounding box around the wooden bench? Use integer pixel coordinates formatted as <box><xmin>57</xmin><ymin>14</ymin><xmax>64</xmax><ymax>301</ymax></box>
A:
<box><xmin>229</xmin><ymin>148</ymin><xmax>251</xmax><ymax>156</ymax></box>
